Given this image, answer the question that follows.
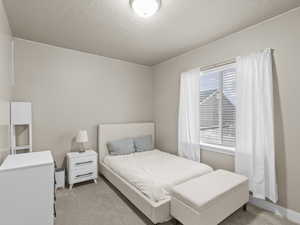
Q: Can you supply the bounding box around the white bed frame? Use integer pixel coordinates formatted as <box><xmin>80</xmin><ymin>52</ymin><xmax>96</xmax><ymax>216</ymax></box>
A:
<box><xmin>98</xmin><ymin>123</ymin><xmax>172</xmax><ymax>224</ymax></box>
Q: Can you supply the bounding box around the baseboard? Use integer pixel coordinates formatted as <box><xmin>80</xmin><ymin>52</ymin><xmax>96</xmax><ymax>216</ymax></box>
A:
<box><xmin>249</xmin><ymin>197</ymin><xmax>300</xmax><ymax>224</ymax></box>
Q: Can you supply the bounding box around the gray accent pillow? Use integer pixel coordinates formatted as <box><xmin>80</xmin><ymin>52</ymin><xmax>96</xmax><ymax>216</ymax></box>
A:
<box><xmin>107</xmin><ymin>138</ymin><xmax>135</xmax><ymax>155</ymax></box>
<box><xmin>134</xmin><ymin>135</ymin><xmax>154</xmax><ymax>152</ymax></box>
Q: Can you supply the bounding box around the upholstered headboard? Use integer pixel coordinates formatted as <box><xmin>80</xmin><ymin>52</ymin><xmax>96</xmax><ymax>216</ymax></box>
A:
<box><xmin>98</xmin><ymin>123</ymin><xmax>155</xmax><ymax>163</ymax></box>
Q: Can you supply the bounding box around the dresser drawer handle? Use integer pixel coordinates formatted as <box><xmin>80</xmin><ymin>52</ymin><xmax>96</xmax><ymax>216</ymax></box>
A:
<box><xmin>75</xmin><ymin>172</ymin><xmax>93</xmax><ymax>178</ymax></box>
<box><xmin>75</xmin><ymin>160</ymin><xmax>93</xmax><ymax>166</ymax></box>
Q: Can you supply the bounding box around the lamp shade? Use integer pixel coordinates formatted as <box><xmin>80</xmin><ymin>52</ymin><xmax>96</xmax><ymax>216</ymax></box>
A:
<box><xmin>76</xmin><ymin>130</ymin><xmax>88</xmax><ymax>143</ymax></box>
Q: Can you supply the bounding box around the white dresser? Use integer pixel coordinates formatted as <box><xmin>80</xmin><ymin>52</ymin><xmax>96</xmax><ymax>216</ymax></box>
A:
<box><xmin>0</xmin><ymin>151</ymin><xmax>55</xmax><ymax>225</ymax></box>
<box><xmin>67</xmin><ymin>150</ymin><xmax>98</xmax><ymax>189</ymax></box>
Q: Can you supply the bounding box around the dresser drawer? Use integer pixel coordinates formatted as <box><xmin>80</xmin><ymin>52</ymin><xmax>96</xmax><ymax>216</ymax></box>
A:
<box><xmin>69</xmin><ymin>156</ymin><xmax>97</xmax><ymax>170</ymax></box>
<box><xmin>69</xmin><ymin>168</ymin><xmax>97</xmax><ymax>184</ymax></box>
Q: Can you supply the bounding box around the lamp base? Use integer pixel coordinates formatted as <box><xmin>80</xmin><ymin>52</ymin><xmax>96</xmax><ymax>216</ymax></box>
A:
<box><xmin>78</xmin><ymin>143</ymin><xmax>86</xmax><ymax>153</ymax></box>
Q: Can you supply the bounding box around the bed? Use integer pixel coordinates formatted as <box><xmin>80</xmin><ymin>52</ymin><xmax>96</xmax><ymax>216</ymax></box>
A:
<box><xmin>98</xmin><ymin>123</ymin><xmax>213</xmax><ymax>224</ymax></box>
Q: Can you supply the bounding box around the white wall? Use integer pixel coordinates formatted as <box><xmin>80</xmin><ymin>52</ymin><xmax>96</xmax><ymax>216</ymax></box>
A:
<box><xmin>153</xmin><ymin>8</ymin><xmax>300</xmax><ymax>213</ymax></box>
<box><xmin>13</xmin><ymin>38</ymin><xmax>153</xmax><ymax>166</ymax></box>
<box><xmin>0</xmin><ymin>0</ymin><xmax>12</xmax><ymax>162</ymax></box>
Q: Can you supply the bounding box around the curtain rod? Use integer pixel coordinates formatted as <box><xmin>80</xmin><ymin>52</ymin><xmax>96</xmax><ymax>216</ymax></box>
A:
<box><xmin>197</xmin><ymin>48</ymin><xmax>273</xmax><ymax>72</ymax></box>
<box><xmin>200</xmin><ymin>58</ymin><xmax>236</xmax><ymax>72</ymax></box>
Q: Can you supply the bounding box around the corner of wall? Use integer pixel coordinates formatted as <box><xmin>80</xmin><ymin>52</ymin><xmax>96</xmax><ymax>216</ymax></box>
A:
<box><xmin>0</xmin><ymin>0</ymin><xmax>13</xmax><ymax>162</ymax></box>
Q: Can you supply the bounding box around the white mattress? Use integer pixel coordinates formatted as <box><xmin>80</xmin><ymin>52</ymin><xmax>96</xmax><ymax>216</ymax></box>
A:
<box><xmin>104</xmin><ymin>149</ymin><xmax>213</xmax><ymax>202</ymax></box>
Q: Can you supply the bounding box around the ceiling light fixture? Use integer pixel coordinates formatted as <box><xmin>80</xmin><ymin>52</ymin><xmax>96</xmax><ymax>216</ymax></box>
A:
<box><xmin>130</xmin><ymin>0</ymin><xmax>161</xmax><ymax>18</ymax></box>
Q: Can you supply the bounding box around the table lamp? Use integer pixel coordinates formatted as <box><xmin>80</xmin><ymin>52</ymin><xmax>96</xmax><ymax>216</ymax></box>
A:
<box><xmin>76</xmin><ymin>130</ymin><xmax>88</xmax><ymax>152</ymax></box>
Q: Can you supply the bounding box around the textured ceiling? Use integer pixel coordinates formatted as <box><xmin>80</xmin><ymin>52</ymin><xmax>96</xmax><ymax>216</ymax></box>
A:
<box><xmin>3</xmin><ymin>0</ymin><xmax>300</xmax><ymax>66</ymax></box>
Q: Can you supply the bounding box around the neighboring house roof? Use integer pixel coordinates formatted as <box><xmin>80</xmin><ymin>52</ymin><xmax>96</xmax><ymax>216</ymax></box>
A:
<box><xmin>200</xmin><ymin>89</ymin><xmax>218</xmax><ymax>103</ymax></box>
<box><xmin>200</xmin><ymin>89</ymin><xmax>235</xmax><ymax>106</ymax></box>
<box><xmin>200</xmin><ymin>88</ymin><xmax>236</xmax><ymax>127</ymax></box>
<box><xmin>200</xmin><ymin>89</ymin><xmax>236</xmax><ymax>147</ymax></box>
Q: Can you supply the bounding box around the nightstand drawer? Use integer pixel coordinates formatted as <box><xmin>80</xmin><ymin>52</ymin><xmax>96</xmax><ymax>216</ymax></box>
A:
<box><xmin>69</xmin><ymin>156</ymin><xmax>96</xmax><ymax>170</ymax></box>
<box><xmin>70</xmin><ymin>168</ymin><xmax>97</xmax><ymax>184</ymax></box>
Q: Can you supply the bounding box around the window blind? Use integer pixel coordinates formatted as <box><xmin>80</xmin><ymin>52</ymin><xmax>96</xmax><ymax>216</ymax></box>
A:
<box><xmin>200</xmin><ymin>64</ymin><xmax>236</xmax><ymax>148</ymax></box>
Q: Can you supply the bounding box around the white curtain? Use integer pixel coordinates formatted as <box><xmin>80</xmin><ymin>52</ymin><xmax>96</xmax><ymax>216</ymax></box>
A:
<box><xmin>235</xmin><ymin>48</ymin><xmax>278</xmax><ymax>203</ymax></box>
<box><xmin>178</xmin><ymin>68</ymin><xmax>201</xmax><ymax>162</ymax></box>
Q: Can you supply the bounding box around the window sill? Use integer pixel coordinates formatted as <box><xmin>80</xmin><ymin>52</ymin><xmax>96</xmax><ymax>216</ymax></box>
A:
<box><xmin>200</xmin><ymin>143</ymin><xmax>235</xmax><ymax>156</ymax></box>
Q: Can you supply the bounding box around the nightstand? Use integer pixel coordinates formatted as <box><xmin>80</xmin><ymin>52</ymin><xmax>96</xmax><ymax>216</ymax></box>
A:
<box><xmin>66</xmin><ymin>150</ymin><xmax>98</xmax><ymax>189</ymax></box>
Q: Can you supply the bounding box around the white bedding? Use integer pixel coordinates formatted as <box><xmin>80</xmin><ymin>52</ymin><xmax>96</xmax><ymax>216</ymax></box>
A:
<box><xmin>104</xmin><ymin>149</ymin><xmax>213</xmax><ymax>202</ymax></box>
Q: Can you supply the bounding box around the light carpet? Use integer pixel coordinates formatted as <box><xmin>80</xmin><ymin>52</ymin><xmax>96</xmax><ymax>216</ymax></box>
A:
<box><xmin>55</xmin><ymin>177</ymin><xmax>295</xmax><ymax>225</ymax></box>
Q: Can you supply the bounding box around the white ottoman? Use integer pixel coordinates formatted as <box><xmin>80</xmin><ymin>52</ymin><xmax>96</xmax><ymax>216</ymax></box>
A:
<box><xmin>170</xmin><ymin>170</ymin><xmax>249</xmax><ymax>225</ymax></box>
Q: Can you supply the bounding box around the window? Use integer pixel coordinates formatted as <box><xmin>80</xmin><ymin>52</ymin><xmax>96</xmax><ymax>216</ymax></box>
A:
<box><xmin>200</xmin><ymin>64</ymin><xmax>236</xmax><ymax>153</ymax></box>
